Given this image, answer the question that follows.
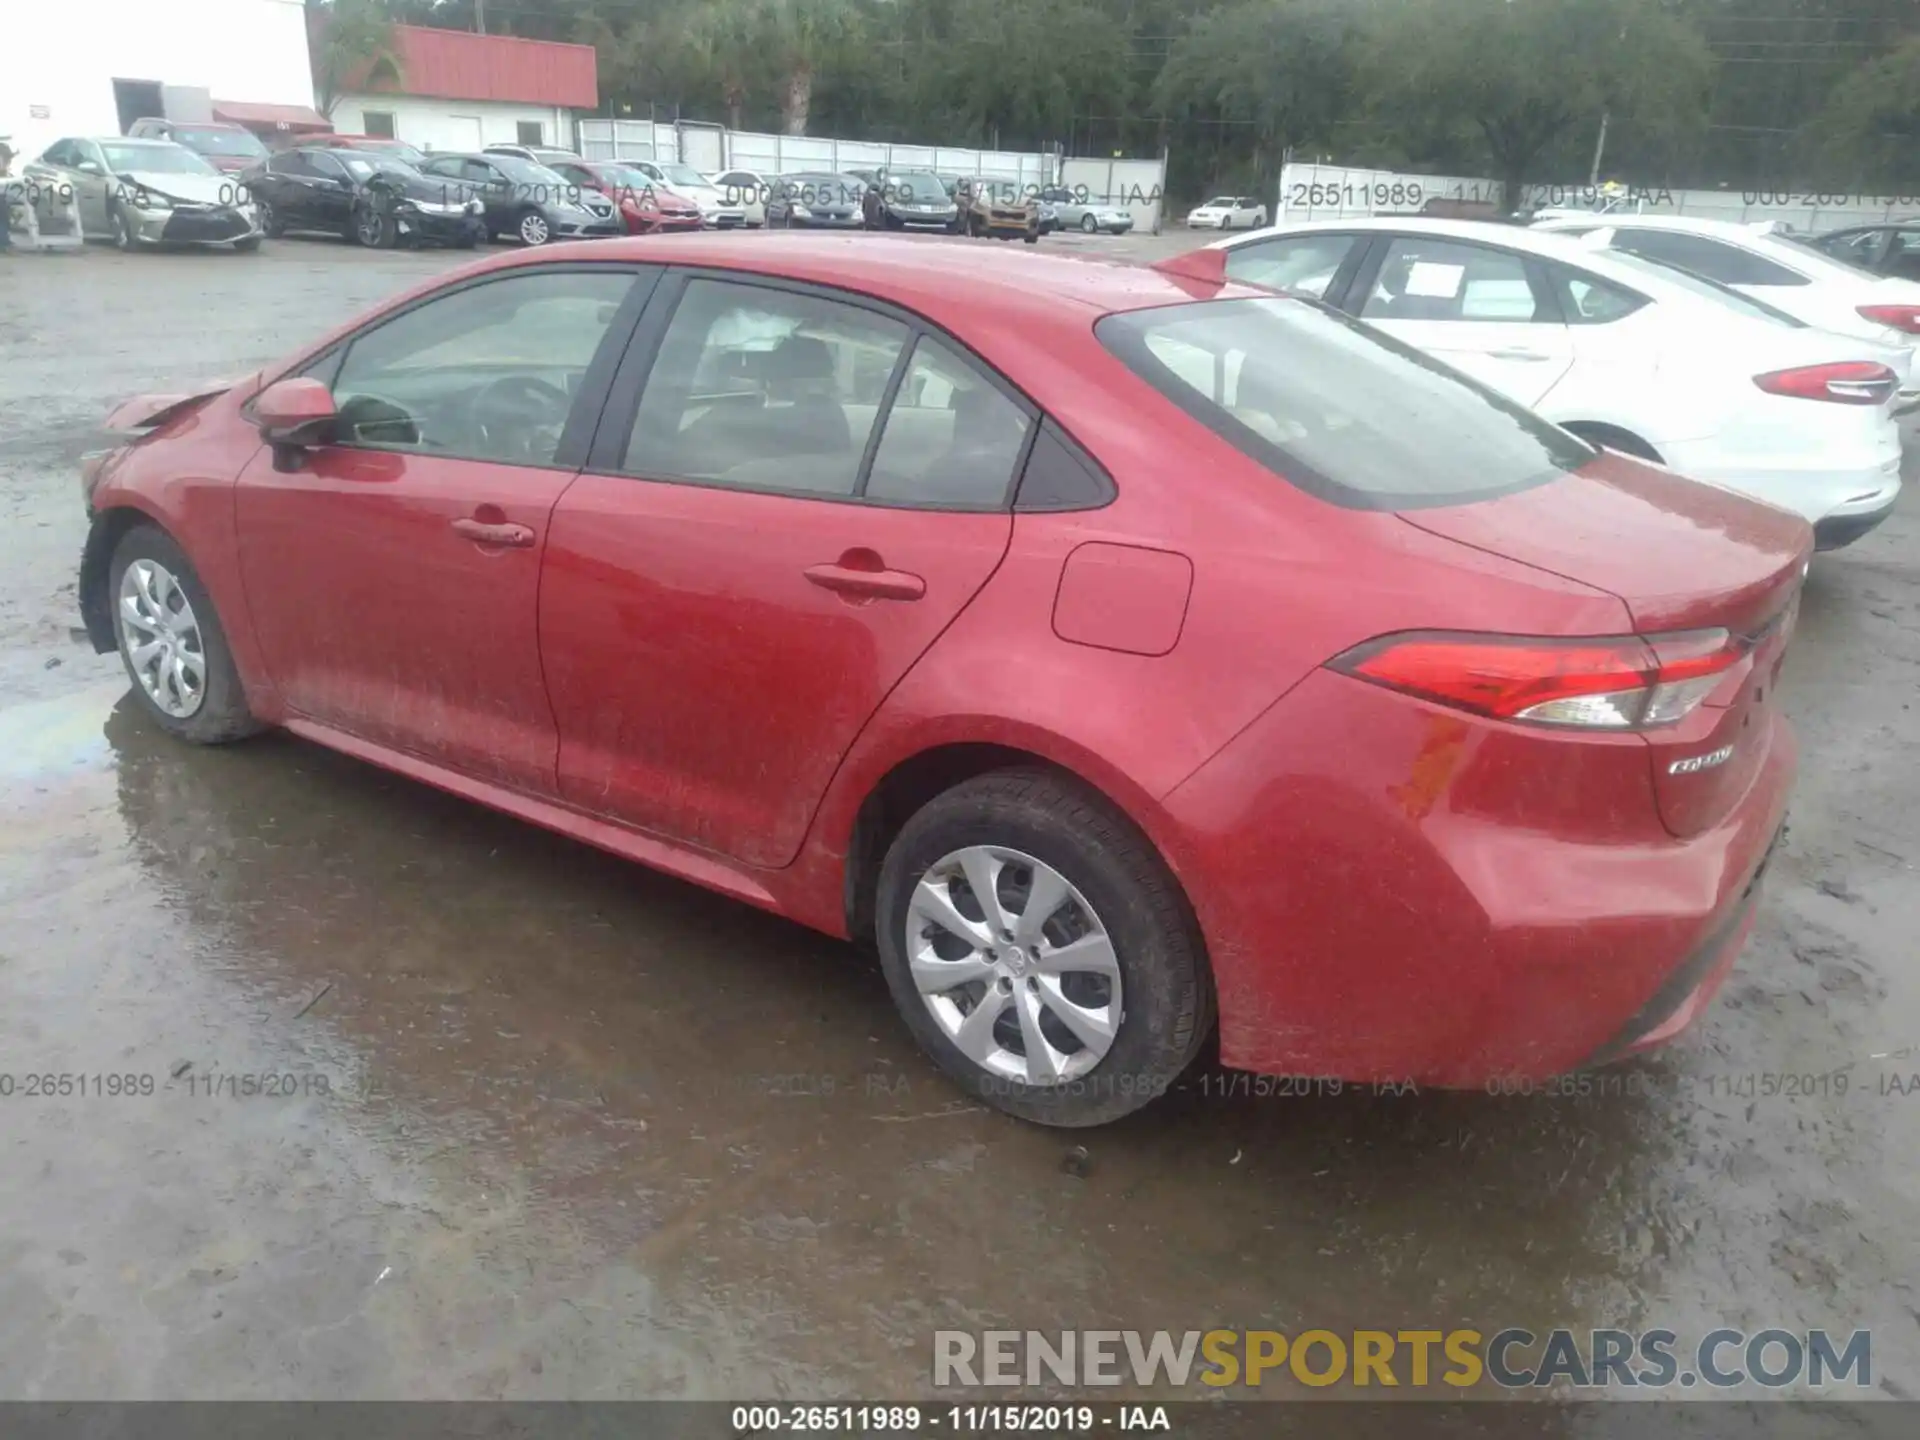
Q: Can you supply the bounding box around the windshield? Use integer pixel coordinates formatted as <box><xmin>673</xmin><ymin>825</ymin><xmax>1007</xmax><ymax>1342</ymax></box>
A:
<box><xmin>338</xmin><ymin>154</ymin><xmax>420</xmax><ymax>181</ymax></box>
<box><xmin>1096</xmin><ymin>296</ymin><xmax>1591</xmax><ymax>509</ymax></box>
<box><xmin>1202</xmin><ymin>197</ymin><xmax>1236</xmax><ymax>208</ymax></box>
<box><xmin>887</xmin><ymin>172</ymin><xmax>948</xmax><ymax>203</ymax></box>
<box><xmin>662</xmin><ymin>163</ymin><xmax>711</xmax><ymax>188</ymax></box>
<box><xmin>1603</xmin><ymin>250</ymin><xmax>1808</xmax><ymax>326</ymax></box>
<box><xmin>102</xmin><ymin>143</ymin><xmax>220</xmax><ymax>177</ymax></box>
<box><xmin>172</xmin><ymin>127</ymin><xmax>267</xmax><ymax>158</ymax></box>
<box><xmin>488</xmin><ymin>154</ymin><xmax>575</xmax><ymax>189</ymax></box>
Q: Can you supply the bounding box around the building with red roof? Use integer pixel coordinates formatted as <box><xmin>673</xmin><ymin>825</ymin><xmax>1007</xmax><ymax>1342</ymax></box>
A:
<box><xmin>330</xmin><ymin>23</ymin><xmax>598</xmax><ymax>156</ymax></box>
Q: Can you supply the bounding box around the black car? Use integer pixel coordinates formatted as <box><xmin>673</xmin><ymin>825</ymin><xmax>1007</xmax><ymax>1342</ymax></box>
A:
<box><xmin>243</xmin><ymin>146</ymin><xmax>485</xmax><ymax>248</ymax></box>
<box><xmin>1808</xmin><ymin>222</ymin><xmax>1920</xmax><ymax>283</ymax></box>
<box><xmin>860</xmin><ymin>169</ymin><xmax>963</xmax><ymax>232</ymax></box>
<box><xmin>766</xmin><ymin>173</ymin><xmax>867</xmax><ymax>229</ymax></box>
<box><xmin>418</xmin><ymin>152</ymin><xmax>620</xmax><ymax>245</ymax></box>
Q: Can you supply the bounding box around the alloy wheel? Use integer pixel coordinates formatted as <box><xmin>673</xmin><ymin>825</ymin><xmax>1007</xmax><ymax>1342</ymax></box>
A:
<box><xmin>111</xmin><ymin>207</ymin><xmax>135</xmax><ymax>250</ymax></box>
<box><xmin>118</xmin><ymin>559</ymin><xmax>206</xmax><ymax>719</ymax></box>
<box><xmin>1081</xmin><ymin>213</ymin><xmax>1098</xmax><ymax>233</ymax></box>
<box><xmin>356</xmin><ymin>209</ymin><xmax>385</xmax><ymax>246</ymax></box>
<box><xmin>519</xmin><ymin>211</ymin><xmax>550</xmax><ymax>245</ymax></box>
<box><xmin>905</xmin><ymin>845</ymin><xmax>1122</xmax><ymax>1086</ymax></box>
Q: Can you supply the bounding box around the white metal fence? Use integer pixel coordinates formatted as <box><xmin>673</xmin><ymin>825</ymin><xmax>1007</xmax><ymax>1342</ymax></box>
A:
<box><xmin>1277</xmin><ymin>162</ymin><xmax>1919</xmax><ymax>233</ymax></box>
<box><xmin>577</xmin><ymin>118</ymin><xmax>1058</xmax><ymax>190</ymax></box>
<box><xmin>1060</xmin><ymin>157</ymin><xmax>1166</xmax><ymax>235</ymax></box>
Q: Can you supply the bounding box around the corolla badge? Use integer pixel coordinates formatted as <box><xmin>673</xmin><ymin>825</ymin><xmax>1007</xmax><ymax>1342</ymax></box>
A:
<box><xmin>1669</xmin><ymin>744</ymin><xmax>1735</xmax><ymax>776</ymax></box>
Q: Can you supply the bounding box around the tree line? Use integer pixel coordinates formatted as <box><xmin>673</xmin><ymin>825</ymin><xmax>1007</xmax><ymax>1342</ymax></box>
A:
<box><xmin>310</xmin><ymin>0</ymin><xmax>1920</xmax><ymax>205</ymax></box>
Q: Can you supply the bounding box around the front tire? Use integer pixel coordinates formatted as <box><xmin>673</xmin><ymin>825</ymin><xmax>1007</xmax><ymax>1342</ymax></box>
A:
<box><xmin>517</xmin><ymin>209</ymin><xmax>551</xmax><ymax>246</ymax></box>
<box><xmin>108</xmin><ymin>525</ymin><xmax>261</xmax><ymax>745</ymax></box>
<box><xmin>875</xmin><ymin>769</ymin><xmax>1212</xmax><ymax>1127</ymax></box>
<box><xmin>232</xmin><ymin>235</ymin><xmax>261</xmax><ymax>253</ymax></box>
<box><xmin>257</xmin><ymin>200</ymin><xmax>283</xmax><ymax>238</ymax></box>
<box><xmin>1080</xmin><ymin>213</ymin><xmax>1098</xmax><ymax>233</ymax></box>
<box><xmin>355</xmin><ymin>204</ymin><xmax>395</xmax><ymax>249</ymax></box>
<box><xmin>109</xmin><ymin>203</ymin><xmax>144</xmax><ymax>251</ymax></box>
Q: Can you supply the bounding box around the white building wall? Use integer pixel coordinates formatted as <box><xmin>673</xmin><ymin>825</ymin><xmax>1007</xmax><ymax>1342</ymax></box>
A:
<box><xmin>2</xmin><ymin>0</ymin><xmax>314</xmax><ymax>159</ymax></box>
<box><xmin>335</xmin><ymin>95</ymin><xmax>576</xmax><ymax>156</ymax></box>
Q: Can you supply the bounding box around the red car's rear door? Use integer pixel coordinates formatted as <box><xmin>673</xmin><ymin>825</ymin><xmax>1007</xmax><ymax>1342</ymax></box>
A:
<box><xmin>235</xmin><ymin>264</ymin><xmax>653</xmax><ymax>793</ymax></box>
<box><xmin>539</xmin><ymin>272</ymin><xmax>1030</xmax><ymax>868</ymax></box>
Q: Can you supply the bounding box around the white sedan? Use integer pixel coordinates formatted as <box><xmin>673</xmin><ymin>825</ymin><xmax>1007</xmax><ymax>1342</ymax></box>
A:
<box><xmin>710</xmin><ymin>167</ymin><xmax>769</xmax><ymax>226</ymax></box>
<box><xmin>1186</xmin><ymin>196</ymin><xmax>1267</xmax><ymax>230</ymax></box>
<box><xmin>1205</xmin><ymin>217</ymin><xmax>1909</xmax><ymax>549</ymax></box>
<box><xmin>1531</xmin><ymin>213</ymin><xmax>1920</xmax><ymax>404</ymax></box>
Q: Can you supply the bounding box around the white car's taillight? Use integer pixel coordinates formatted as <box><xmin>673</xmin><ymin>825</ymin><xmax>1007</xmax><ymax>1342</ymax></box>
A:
<box><xmin>1753</xmin><ymin>361</ymin><xmax>1898</xmax><ymax>405</ymax></box>
<box><xmin>1858</xmin><ymin>303</ymin><xmax>1920</xmax><ymax>336</ymax></box>
<box><xmin>1330</xmin><ymin>629</ymin><xmax>1747</xmax><ymax>731</ymax></box>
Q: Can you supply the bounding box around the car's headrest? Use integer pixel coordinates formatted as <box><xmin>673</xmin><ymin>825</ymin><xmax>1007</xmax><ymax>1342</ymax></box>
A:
<box><xmin>763</xmin><ymin>335</ymin><xmax>835</xmax><ymax>383</ymax></box>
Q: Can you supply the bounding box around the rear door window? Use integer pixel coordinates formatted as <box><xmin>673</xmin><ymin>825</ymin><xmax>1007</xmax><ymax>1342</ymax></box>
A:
<box><xmin>1095</xmin><ymin>296</ymin><xmax>1592</xmax><ymax>510</ymax></box>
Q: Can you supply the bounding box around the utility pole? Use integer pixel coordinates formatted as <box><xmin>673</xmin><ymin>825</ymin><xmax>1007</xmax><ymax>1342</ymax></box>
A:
<box><xmin>475</xmin><ymin>0</ymin><xmax>487</xmax><ymax>36</ymax></box>
<box><xmin>1588</xmin><ymin>110</ymin><xmax>1609</xmax><ymax>187</ymax></box>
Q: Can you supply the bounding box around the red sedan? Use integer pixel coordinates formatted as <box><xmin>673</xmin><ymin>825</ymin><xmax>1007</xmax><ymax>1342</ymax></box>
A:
<box><xmin>77</xmin><ymin>234</ymin><xmax>1804</xmax><ymax>1126</ymax></box>
<box><xmin>551</xmin><ymin>160</ymin><xmax>703</xmax><ymax>235</ymax></box>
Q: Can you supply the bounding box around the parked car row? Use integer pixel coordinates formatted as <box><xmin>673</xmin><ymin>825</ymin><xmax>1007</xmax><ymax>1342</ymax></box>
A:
<box><xmin>1203</xmin><ymin>212</ymin><xmax>1918</xmax><ymax>548</ymax></box>
<box><xmin>81</xmin><ymin>228</ymin><xmax>1825</xmax><ymax>1129</ymax></box>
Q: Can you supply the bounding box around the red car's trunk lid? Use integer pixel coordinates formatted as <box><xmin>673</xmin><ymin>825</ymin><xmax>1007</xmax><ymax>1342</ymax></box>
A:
<box><xmin>1399</xmin><ymin>451</ymin><xmax>1811</xmax><ymax>838</ymax></box>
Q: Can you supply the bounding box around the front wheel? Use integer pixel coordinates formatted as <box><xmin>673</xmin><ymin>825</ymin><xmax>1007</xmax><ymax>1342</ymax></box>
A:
<box><xmin>108</xmin><ymin>525</ymin><xmax>261</xmax><ymax>745</ymax></box>
<box><xmin>232</xmin><ymin>235</ymin><xmax>261</xmax><ymax>253</ymax></box>
<box><xmin>109</xmin><ymin>203</ymin><xmax>144</xmax><ymax>251</ymax></box>
<box><xmin>355</xmin><ymin>205</ymin><xmax>395</xmax><ymax>248</ymax></box>
<box><xmin>1080</xmin><ymin>213</ymin><xmax>1098</xmax><ymax>233</ymax></box>
<box><xmin>875</xmin><ymin>769</ymin><xmax>1213</xmax><ymax>1127</ymax></box>
<box><xmin>257</xmin><ymin>199</ymin><xmax>283</xmax><ymax>238</ymax></box>
<box><xmin>517</xmin><ymin>209</ymin><xmax>551</xmax><ymax>246</ymax></box>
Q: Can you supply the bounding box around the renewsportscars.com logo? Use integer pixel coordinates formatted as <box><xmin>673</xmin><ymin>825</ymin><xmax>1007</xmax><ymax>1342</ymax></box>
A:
<box><xmin>932</xmin><ymin>1328</ymin><xmax>1873</xmax><ymax>1390</ymax></box>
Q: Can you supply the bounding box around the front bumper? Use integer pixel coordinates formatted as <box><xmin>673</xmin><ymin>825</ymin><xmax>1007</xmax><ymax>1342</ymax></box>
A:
<box><xmin>787</xmin><ymin>213</ymin><xmax>864</xmax><ymax>229</ymax></box>
<box><xmin>551</xmin><ymin>216</ymin><xmax>622</xmax><ymax>239</ymax></box>
<box><xmin>1161</xmin><ymin>664</ymin><xmax>1797</xmax><ymax>1085</ymax></box>
<box><xmin>395</xmin><ymin>209</ymin><xmax>485</xmax><ymax>246</ymax></box>
<box><xmin>139</xmin><ymin>204</ymin><xmax>261</xmax><ymax>246</ymax></box>
<box><xmin>886</xmin><ymin>209</ymin><xmax>961</xmax><ymax>230</ymax></box>
<box><xmin>702</xmin><ymin>210</ymin><xmax>749</xmax><ymax>229</ymax></box>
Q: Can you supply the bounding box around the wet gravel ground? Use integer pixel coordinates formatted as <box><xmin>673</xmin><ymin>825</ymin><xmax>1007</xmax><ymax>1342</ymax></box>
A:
<box><xmin>1</xmin><ymin>232</ymin><xmax>1918</xmax><ymax>1409</ymax></box>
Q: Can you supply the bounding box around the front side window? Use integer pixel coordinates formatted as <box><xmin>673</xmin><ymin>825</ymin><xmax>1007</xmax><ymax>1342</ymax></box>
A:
<box><xmin>328</xmin><ymin>270</ymin><xmax>636</xmax><ymax>465</ymax></box>
<box><xmin>866</xmin><ymin>337</ymin><xmax>1032</xmax><ymax>509</ymax></box>
<box><xmin>1096</xmin><ymin>296</ymin><xmax>1592</xmax><ymax>509</ymax></box>
<box><xmin>1361</xmin><ymin>238</ymin><xmax>1546</xmax><ymax>323</ymax></box>
<box><xmin>625</xmin><ymin>279</ymin><xmax>909</xmax><ymax>497</ymax></box>
<box><xmin>1224</xmin><ymin>233</ymin><xmax>1357</xmax><ymax>300</ymax></box>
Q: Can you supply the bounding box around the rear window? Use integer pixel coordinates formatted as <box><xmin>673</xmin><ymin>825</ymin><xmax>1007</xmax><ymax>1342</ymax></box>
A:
<box><xmin>1095</xmin><ymin>297</ymin><xmax>1593</xmax><ymax>511</ymax></box>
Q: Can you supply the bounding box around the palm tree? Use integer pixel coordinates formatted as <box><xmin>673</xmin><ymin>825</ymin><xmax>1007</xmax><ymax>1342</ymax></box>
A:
<box><xmin>307</xmin><ymin>0</ymin><xmax>404</xmax><ymax>120</ymax></box>
<box><xmin>691</xmin><ymin>0</ymin><xmax>864</xmax><ymax>136</ymax></box>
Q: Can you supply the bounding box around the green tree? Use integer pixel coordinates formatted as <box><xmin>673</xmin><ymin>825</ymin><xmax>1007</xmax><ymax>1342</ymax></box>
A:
<box><xmin>1154</xmin><ymin>0</ymin><xmax>1358</xmax><ymax>200</ymax></box>
<box><xmin>1363</xmin><ymin>0</ymin><xmax>1713</xmax><ymax>207</ymax></box>
<box><xmin>1802</xmin><ymin>33</ymin><xmax>1920</xmax><ymax>189</ymax></box>
<box><xmin>306</xmin><ymin>0</ymin><xmax>404</xmax><ymax>119</ymax></box>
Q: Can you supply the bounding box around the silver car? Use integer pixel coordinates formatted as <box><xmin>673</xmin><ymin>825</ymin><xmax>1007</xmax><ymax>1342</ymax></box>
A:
<box><xmin>25</xmin><ymin>136</ymin><xmax>262</xmax><ymax>251</ymax></box>
<box><xmin>1039</xmin><ymin>186</ymin><xmax>1134</xmax><ymax>235</ymax></box>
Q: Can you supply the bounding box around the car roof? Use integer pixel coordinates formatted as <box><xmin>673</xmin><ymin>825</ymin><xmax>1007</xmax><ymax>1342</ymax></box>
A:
<box><xmin>466</xmin><ymin>231</ymin><xmax>1269</xmax><ymax>323</ymax></box>
<box><xmin>1205</xmin><ymin>216</ymin><xmax>1753</xmax><ymax>306</ymax></box>
<box><xmin>1534</xmin><ymin>213</ymin><xmax>1776</xmax><ymax>239</ymax></box>
<box><xmin>88</xmin><ymin>136</ymin><xmax>181</xmax><ymax>146</ymax></box>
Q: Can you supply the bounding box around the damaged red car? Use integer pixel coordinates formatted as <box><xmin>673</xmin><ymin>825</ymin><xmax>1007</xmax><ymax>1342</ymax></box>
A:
<box><xmin>77</xmin><ymin>235</ymin><xmax>1804</xmax><ymax>1126</ymax></box>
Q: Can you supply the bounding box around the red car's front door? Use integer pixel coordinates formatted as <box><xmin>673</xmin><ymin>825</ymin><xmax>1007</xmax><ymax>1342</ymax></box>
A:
<box><xmin>234</xmin><ymin>265</ymin><xmax>646</xmax><ymax>793</ymax></box>
<box><xmin>538</xmin><ymin>274</ymin><xmax>1034</xmax><ymax>868</ymax></box>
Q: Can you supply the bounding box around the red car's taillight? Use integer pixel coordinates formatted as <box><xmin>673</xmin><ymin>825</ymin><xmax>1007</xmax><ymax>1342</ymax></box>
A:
<box><xmin>1753</xmin><ymin>361</ymin><xmax>1899</xmax><ymax>405</ymax></box>
<box><xmin>1331</xmin><ymin>629</ymin><xmax>1746</xmax><ymax>730</ymax></box>
<box><xmin>1857</xmin><ymin>303</ymin><xmax>1920</xmax><ymax>335</ymax></box>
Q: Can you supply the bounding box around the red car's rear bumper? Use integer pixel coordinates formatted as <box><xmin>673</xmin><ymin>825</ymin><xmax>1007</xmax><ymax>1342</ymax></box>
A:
<box><xmin>1162</xmin><ymin>668</ymin><xmax>1796</xmax><ymax>1086</ymax></box>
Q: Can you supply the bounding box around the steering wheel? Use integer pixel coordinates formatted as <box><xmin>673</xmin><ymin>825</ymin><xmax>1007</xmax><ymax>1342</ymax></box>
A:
<box><xmin>471</xmin><ymin>375</ymin><xmax>573</xmax><ymax>462</ymax></box>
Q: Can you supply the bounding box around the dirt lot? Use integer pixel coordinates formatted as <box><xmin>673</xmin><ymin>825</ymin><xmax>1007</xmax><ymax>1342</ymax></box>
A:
<box><xmin>1</xmin><ymin>231</ymin><xmax>1918</xmax><ymax>1406</ymax></box>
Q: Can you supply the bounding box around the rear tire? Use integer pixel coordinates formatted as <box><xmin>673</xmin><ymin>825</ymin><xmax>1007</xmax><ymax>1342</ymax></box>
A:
<box><xmin>875</xmin><ymin>769</ymin><xmax>1213</xmax><ymax>1127</ymax></box>
<box><xmin>108</xmin><ymin>525</ymin><xmax>262</xmax><ymax>745</ymax></box>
